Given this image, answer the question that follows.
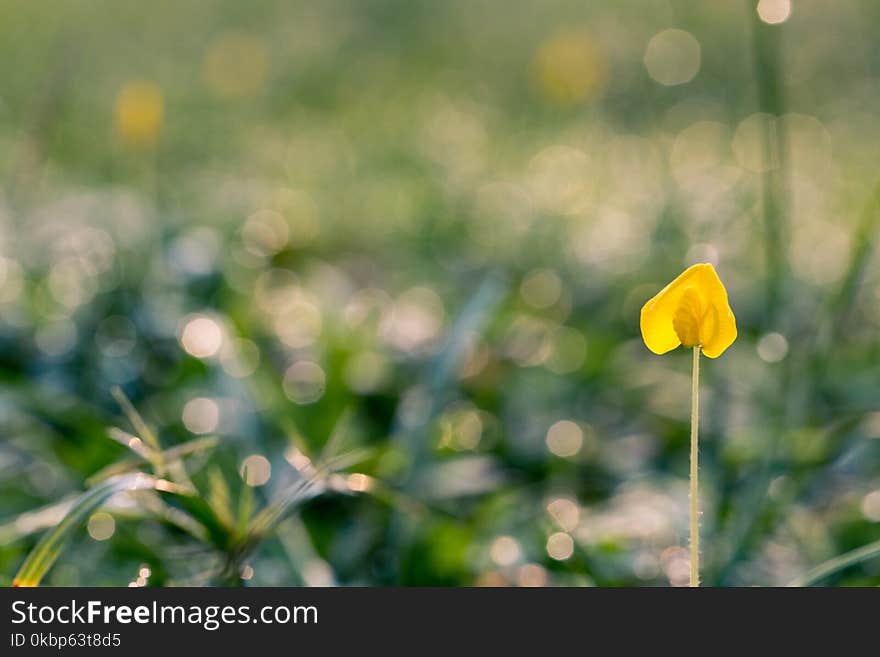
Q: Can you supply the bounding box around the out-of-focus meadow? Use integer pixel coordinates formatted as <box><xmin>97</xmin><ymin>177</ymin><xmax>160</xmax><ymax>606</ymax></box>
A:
<box><xmin>1</xmin><ymin>0</ymin><xmax>879</xmax><ymax>587</ymax></box>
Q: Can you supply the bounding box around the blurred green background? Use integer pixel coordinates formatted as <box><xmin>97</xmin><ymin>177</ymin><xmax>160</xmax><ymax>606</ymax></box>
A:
<box><xmin>1</xmin><ymin>0</ymin><xmax>879</xmax><ymax>586</ymax></box>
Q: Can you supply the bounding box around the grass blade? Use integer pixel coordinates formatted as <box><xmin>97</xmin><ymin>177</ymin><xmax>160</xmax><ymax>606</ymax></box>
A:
<box><xmin>86</xmin><ymin>436</ymin><xmax>217</xmax><ymax>488</ymax></box>
<box><xmin>394</xmin><ymin>270</ymin><xmax>507</xmax><ymax>484</ymax></box>
<box><xmin>107</xmin><ymin>427</ymin><xmax>156</xmax><ymax>461</ymax></box>
<box><xmin>0</xmin><ymin>498</ymin><xmax>76</xmax><ymax>544</ymax></box>
<box><xmin>13</xmin><ymin>474</ymin><xmax>170</xmax><ymax>587</ymax></box>
<box><xmin>827</xmin><ymin>179</ymin><xmax>880</xmax><ymax>339</ymax></box>
<box><xmin>748</xmin><ymin>1</ymin><xmax>789</xmax><ymax>325</ymax></box>
<box><xmin>110</xmin><ymin>387</ymin><xmax>161</xmax><ymax>453</ymax></box>
<box><xmin>789</xmin><ymin>538</ymin><xmax>880</xmax><ymax>587</ymax></box>
<box><xmin>207</xmin><ymin>466</ymin><xmax>236</xmax><ymax>532</ymax></box>
<box><xmin>246</xmin><ymin>470</ymin><xmax>325</xmax><ymax>543</ymax></box>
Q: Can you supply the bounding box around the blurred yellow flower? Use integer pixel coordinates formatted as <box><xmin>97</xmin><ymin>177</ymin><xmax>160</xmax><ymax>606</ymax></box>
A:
<box><xmin>114</xmin><ymin>81</ymin><xmax>164</xmax><ymax>149</ymax></box>
<box><xmin>640</xmin><ymin>263</ymin><xmax>736</xmax><ymax>358</ymax></box>
<box><xmin>532</xmin><ymin>30</ymin><xmax>607</xmax><ymax>106</ymax></box>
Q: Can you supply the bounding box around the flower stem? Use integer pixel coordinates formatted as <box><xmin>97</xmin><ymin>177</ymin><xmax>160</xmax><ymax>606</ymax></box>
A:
<box><xmin>690</xmin><ymin>346</ymin><xmax>700</xmax><ymax>587</ymax></box>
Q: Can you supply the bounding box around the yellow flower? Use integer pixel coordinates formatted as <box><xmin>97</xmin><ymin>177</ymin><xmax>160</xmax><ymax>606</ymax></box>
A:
<box><xmin>640</xmin><ymin>263</ymin><xmax>737</xmax><ymax>358</ymax></box>
<box><xmin>114</xmin><ymin>81</ymin><xmax>164</xmax><ymax>150</ymax></box>
<box><xmin>532</xmin><ymin>30</ymin><xmax>607</xmax><ymax>106</ymax></box>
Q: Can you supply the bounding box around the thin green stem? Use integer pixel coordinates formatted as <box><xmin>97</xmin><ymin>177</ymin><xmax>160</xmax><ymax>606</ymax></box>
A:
<box><xmin>690</xmin><ymin>346</ymin><xmax>700</xmax><ymax>587</ymax></box>
<box><xmin>748</xmin><ymin>1</ymin><xmax>789</xmax><ymax>326</ymax></box>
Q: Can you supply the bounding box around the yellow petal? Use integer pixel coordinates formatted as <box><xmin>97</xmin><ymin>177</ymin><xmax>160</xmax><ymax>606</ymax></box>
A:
<box><xmin>700</xmin><ymin>303</ymin><xmax>736</xmax><ymax>359</ymax></box>
<box><xmin>690</xmin><ymin>263</ymin><xmax>736</xmax><ymax>358</ymax></box>
<box><xmin>639</xmin><ymin>263</ymin><xmax>737</xmax><ymax>358</ymax></box>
